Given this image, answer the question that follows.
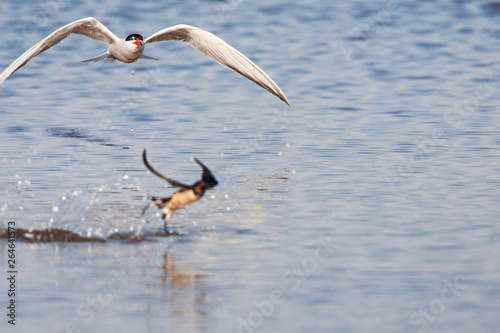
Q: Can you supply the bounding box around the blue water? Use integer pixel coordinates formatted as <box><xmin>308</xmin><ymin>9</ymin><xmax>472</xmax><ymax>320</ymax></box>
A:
<box><xmin>1</xmin><ymin>0</ymin><xmax>500</xmax><ymax>332</ymax></box>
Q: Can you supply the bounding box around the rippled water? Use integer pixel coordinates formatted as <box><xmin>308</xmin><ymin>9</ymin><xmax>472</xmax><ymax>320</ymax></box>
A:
<box><xmin>1</xmin><ymin>0</ymin><xmax>500</xmax><ymax>332</ymax></box>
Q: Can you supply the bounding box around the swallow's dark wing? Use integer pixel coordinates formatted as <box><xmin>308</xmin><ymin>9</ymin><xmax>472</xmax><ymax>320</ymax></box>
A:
<box><xmin>143</xmin><ymin>150</ymin><xmax>191</xmax><ymax>190</ymax></box>
<box><xmin>193</xmin><ymin>157</ymin><xmax>218</xmax><ymax>189</ymax></box>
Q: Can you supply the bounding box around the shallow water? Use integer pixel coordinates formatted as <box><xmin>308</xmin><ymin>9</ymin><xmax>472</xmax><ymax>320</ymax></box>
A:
<box><xmin>1</xmin><ymin>0</ymin><xmax>500</xmax><ymax>332</ymax></box>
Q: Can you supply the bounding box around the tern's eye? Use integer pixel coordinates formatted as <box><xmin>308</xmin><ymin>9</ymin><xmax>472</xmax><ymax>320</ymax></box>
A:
<box><xmin>125</xmin><ymin>34</ymin><xmax>143</xmax><ymax>41</ymax></box>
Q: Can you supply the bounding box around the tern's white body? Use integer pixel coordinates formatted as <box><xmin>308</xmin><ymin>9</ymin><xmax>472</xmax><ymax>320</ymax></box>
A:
<box><xmin>107</xmin><ymin>37</ymin><xmax>144</xmax><ymax>63</ymax></box>
<box><xmin>0</xmin><ymin>17</ymin><xmax>290</xmax><ymax>105</ymax></box>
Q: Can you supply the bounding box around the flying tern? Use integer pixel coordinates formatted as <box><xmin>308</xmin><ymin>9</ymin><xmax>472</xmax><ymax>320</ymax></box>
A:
<box><xmin>0</xmin><ymin>17</ymin><xmax>290</xmax><ymax>105</ymax></box>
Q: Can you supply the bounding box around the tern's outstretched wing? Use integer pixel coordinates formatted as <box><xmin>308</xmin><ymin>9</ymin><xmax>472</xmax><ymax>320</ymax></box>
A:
<box><xmin>0</xmin><ymin>17</ymin><xmax>119</xmax><ymax>84</ymax></box>
<box><xmin>142</xmin><ymin>150</ymin><xmax>191</xmax><ymax>191</ymax></box>
<box><xmin>145</xmin><ymin>24</ymin><xmax>290</xmax><ymax>106</ymax></box>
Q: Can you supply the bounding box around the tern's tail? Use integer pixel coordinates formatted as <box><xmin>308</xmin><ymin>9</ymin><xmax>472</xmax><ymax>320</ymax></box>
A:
<box><xmin>64</xmin><ymin>53</ymin><xmax>114</xmax><ymax>67</ymax></box>
<box><xmin>139</xmin><ymin>54</ymin><xmax>160</xmax><ymax>62</ymax></box>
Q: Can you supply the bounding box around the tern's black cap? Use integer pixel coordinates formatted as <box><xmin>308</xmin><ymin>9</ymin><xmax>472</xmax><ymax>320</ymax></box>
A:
<box><xmin>125</xmin><ymin>34</ymin><xmax>143</xmax><ymax>41</ymax></box>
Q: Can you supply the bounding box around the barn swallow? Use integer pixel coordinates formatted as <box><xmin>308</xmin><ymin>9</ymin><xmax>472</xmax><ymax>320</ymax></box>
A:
<box><xmin>142</xmin><ymin>149</ymin><xmax>218</xmax><ymax>234</ymax></box>
<box><xmin>0</xmin><ymin>17</ymin><xmax>290</xmax><ymax>106</ymax></box>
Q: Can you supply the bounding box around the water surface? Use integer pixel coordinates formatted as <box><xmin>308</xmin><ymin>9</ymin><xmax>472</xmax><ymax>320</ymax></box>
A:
<box><xmin>1</xmin><ymin>1</ymin><xmax>500</xmax><ymax>332</ymax></box>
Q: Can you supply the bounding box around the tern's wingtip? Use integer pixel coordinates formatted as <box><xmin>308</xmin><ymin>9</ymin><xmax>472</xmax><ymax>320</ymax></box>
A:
<box><xmin>282</xmin><ymin>96</ymin><xmax>291</xmax><ymax>107</ymax></box>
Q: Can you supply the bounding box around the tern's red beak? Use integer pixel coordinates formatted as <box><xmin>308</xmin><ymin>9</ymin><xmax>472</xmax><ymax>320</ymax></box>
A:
<box><xmin>133</xmin><ymin>39</ymin><xmax>142</xmax><ymax>46</ymax></box>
